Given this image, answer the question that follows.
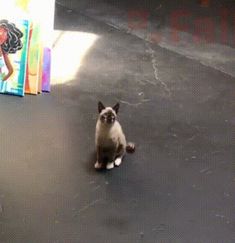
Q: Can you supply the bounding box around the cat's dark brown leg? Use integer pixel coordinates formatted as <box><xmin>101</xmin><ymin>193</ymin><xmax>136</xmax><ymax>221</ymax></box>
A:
<box><xmin>114</xmin><ymin>144</ymin><xmax>125</xmax><ymax>167</ymax></box>
<box><xmin>116</xmin><ymin>144</ymin><xmax>125</xmax><ymax>157</ymax></box>
<box><xmin>105</xmin><ymin>147</ymin><xmax>116</xmax><ymax>170</ymax></box>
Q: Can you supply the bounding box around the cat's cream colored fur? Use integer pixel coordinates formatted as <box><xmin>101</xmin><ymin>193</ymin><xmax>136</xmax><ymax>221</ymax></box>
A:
<box><xmin>95</xmin><ymin>107</ymin><xmax>127</xmax><ymax>149</ymax></box>
<box><xmin>95</xmin><ymin>106</ymin><xmax>127</xmax><ymax>170</ymax></box>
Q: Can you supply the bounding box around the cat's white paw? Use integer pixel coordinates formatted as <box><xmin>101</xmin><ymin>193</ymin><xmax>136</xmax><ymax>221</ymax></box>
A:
<box><xmin>114</xmin><ymin>157</ymin><xmax>122</xmax><ymax>166</ymax></box>
<box><xmin>95</xmin><ymin>161</ymin><xmax>102</xmax><ymax>169</ymax></box>
<box><xmin>106</xmin><ymin>162</ymin><xmax>114</xmax><ymax>170</ymax></box>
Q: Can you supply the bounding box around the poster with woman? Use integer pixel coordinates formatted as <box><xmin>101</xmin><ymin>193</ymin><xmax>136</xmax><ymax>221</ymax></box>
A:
<box><xmin>0</xmin><ymin>19</ymin><xmax>30</xmax><ymax>96</ymax></box>
<box><xmin>0</xmin><ymin>0</ymin><xmax>54</xmax><ymax>96</ymax></box>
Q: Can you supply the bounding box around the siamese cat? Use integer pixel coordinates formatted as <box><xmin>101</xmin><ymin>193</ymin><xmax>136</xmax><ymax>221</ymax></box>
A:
<box><xmin>95</xmin><ymin>101</ymin><xmax>135</xmax><ymax>170</ymax></box>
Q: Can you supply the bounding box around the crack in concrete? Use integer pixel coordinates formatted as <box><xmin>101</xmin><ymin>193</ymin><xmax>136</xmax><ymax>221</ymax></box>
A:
<box><xmin>144</xmin><ymin>79</ymin><xmax>157</xmax><ymax>86</ymax></box>
<box><xmin>145</xmin><ymin>42</ymin><xmax>171</xmax><ymax>97</ymax></box>
<box><xmin>74</xmin><ymin>199</ymin><xmax>103</xmax><ymax>216</ymax></box>
<box><xmin>120</xmin><ymin>99</ymin><xmax>150</xmax><ymax>107</ymax></box>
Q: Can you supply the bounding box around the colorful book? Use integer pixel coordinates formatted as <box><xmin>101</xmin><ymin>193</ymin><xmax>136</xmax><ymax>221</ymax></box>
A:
<box><xmin>42</xmin><ymin>47</ymin><xmax>51</xmax><ymax>92</ymax></box>
<box><xmin>0</xmin><ymin>0</ymin><xmax>54</xmax><ymax>97</ymax></box>
<box><xmin>25</xmin><ymin>22</ymin><xmax>41</xmax><ymax>94</ymax></box>
<box><xmin>37</xmin><ymin>46</ymin><xmax>43</xmax><ymax>94</ymax></box>
<box><xmin>0</xmin><ymin>19</ymin><xmax>30</xmax><ymax>96</ymax></box>
<box><xmin>40</xmin><ymin>0</ymin><xmax>55</xmax><ymax>92</ymax></box>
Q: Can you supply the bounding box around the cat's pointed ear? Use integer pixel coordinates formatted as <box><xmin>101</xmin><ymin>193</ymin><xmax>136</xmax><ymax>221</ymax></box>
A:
<box><xmin>112</xmin><ymin>102</ymin><xmax>120</xmax><ymax>114</ymax></box>
<box><xmin>98</xmin><ymin>101</ymin><xmax>105</xmax><ymax>113</ymax></box>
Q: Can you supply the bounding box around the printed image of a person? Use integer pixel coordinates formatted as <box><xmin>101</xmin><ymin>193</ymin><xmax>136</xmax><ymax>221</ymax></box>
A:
<box><xmin>0</xmin><ymin>19</ymin><xmax>23</xmax><ymax>81</ymax></box>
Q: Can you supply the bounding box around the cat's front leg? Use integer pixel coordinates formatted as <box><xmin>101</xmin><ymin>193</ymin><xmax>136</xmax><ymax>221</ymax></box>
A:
<box><xmin>106</xmin><ymin>162</ymin><xmax>114</xmax><ymax>170</ymax></box>
<box><xmin>105</xmin><ymin>148</ymin><xmax>116</xmax><ymax>170</ymax></box>
<box><xmin>114</xmin><ymin>157</ymin><xmax>123</xmax><ymax>167</ymax></box>
<box><xmin>95</xmin><ymin>161</ymin><xmax>103</xmax><ymax>169</ymax></box>
<box><xmin>95</xmin><ymin>146</ymin><xmax>103</xmax><ymax>170</ymax></box>
<box><xmin>114</xmin><ymin>144</ymin><xmax>125</xmax><ymax>167</ymax></box>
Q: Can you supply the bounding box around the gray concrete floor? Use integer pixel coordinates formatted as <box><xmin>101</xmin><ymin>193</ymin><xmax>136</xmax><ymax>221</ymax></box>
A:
<box><xmin>0</xmin><ymin>1</ymin><xmax>235</xmax><ymax>243</ymax></box>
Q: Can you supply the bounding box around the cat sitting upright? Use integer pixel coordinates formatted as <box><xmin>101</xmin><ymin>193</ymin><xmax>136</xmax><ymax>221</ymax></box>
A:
<box><xmin>95</xmin><ymin>101</ymin><xmax>135</xmax><ymax>170</ymax></box>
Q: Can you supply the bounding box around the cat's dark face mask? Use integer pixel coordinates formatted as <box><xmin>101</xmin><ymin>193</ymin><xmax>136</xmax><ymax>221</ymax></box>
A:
<box><xmin>98</xmin><ymin>102</ymin><xmax>119</xmax><ymax>125</ymax></box>
<box><xmin>100</xmin><ymin>110</ymin><xmax>116</xmax><ymax>124</ymax></box>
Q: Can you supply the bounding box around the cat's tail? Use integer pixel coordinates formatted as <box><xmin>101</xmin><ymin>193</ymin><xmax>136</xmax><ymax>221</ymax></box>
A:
<box><xmin>126</xmin><ymin>142</ymin><xmax>135</xmax><ymax>153</ymax></box>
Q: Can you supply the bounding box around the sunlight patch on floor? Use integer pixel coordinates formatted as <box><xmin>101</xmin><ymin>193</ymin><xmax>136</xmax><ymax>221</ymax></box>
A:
<box><xmin>51</xmin><ymin>30</ymin><xmax>99</xmax><ymax>85</ymax></box>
